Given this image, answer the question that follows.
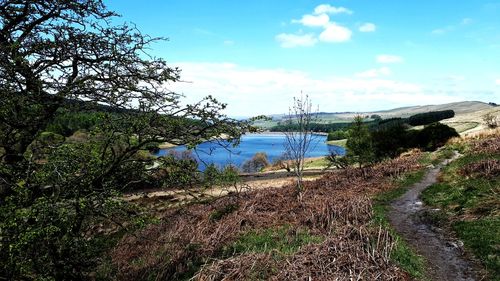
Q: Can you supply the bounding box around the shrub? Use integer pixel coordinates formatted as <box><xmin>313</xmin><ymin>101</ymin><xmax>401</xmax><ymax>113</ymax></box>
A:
<box><xmin>241</xmin><ymin>152</ymin><xmax>270</xmax><ymax>173</ymax></box>
<box><xmin>327</xmin><ymin>130</ymin><xmax>348</xmax><ymax>141</ymax></box>
<box><xmin>482</xmin><ymin>113</ymin><xmax>498</xmax><ymax>128</ymax></box>
<box><xmin>372</xmin><ymin>123</ymin><xmax>412</xmax><ymax>160</ymax></box>
<box><xmin>346</xmin><ymin>116</ymin><xmax>375</xmax><ymax>167</ymax></box>
<box><xmin>414</xmin><ymin>123</ymin><xmax>459</xmax><ymax>151</ymax></box>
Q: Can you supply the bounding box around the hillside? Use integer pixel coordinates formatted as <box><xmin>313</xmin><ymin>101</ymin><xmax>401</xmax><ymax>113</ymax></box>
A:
<box><xmin>254</xmin><ymin>101</ymin><xmax>498</xmax><ymax>132</ymax></box>
<box><xmin>366</xmin><ymin>101</ymin><xmax>496</xmax><ymax>118</ymax></box>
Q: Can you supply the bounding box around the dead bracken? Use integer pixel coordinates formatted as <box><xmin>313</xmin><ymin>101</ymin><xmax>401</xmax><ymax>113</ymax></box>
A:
<box><xmin>111</xmin><ymin>153</ymin><xmax>422</xmax><ymax>280</ymax></box>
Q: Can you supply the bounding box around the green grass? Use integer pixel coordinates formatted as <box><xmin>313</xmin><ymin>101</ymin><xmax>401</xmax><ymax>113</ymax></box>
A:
<box><xmin>304</xmin><ymin>157</ymin><xmax>329</xmax><ymax>168</ymax></box>
<box><xmin>420</xmin><ymin>151</ymin><xmax>500</xmax><ymax>280</ymax></box>
<box><xmin>326</xmin><ymin>139</ymin><xmax>347</xmax><ymax>147</ymax></box>
<box><xmin>223</xmin><ymin>225</ymin><xmax>323</xmax><ymax>256</ymax></box>
<box><xmin>453</xmin><ymin>220</ymin><xmax>500</xmax><ymax>280</ymax></box>
<box><xmin>372</xmin><ymin>169</ymin><xmax>427</xmax><ymax>279</ymax></box>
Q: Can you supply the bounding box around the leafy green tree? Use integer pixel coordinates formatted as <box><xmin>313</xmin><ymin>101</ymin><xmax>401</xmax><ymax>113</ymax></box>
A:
<box><xmin>371</xmin><ymin>123</ymin><xmax>411</xmax><ymax>160</ymax></box>
<box><xmin>414</xmin><ymin>123</ymin><xmax>459</xmax><ymax>151</ymax></box>
<box><xmin>0</xmin><ymin>1</ymin><xmax>247</xmax><ymax>279</ymax></box>
<box><xmin>346</xmin><ymin>116</ymin><xmax>374</xmax><ymax>167</ymax></box>
<box><xmin>327</xmin><ymin>129</ymin><xmax>348</xmax><ymax>141</ymax></box>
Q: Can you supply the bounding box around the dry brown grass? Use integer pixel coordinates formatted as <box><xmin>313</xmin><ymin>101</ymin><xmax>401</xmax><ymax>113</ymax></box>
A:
<box><xmin>111</xmin><ymin>154</ymin><xmax>423</xmax><ymax>280</ymax></box>
<box><xmin>459</xmin><ymin>159</ymin><xmax>500</xmax><ymax>179</ymax></box>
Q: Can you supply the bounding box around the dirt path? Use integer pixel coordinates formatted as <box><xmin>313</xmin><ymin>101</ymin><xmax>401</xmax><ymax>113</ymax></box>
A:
<box><xmin>388</xmin><ymin>153</ymin><xmax>481</xmax><ymax>281</ymax></box>
<box><xmin>124</xmin><ymin>169</ymin><xmax>326</xmax><ymax>202</ymax></box>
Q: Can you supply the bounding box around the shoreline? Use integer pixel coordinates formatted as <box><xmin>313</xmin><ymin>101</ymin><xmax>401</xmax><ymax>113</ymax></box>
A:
<box><xmin>158</xmin><ymin>131</ymin><xmax>334</xmax><ymax>150</ymax></box>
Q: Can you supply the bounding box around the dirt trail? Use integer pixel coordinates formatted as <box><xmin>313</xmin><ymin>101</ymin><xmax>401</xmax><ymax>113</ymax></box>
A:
<box><xmin>124</xmin><ymin>169</ymin><xmax>325</xmax><ymax>202</ymax></box>
<box><xmin>388</xmin><ymin>153</ymin><xmax>481</xmax><ymax>281</ymax></box>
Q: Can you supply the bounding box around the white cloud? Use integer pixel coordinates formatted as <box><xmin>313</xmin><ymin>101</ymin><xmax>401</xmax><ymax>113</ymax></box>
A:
<box><xmin>292</xmin><ymin>13</ymin><xmax>330</xmax><ymax>27</ymax></box>
<box><xmin>319</xmin><ymin>23</ymin><xmax>352</xmax><ymax>43</ymax></box>
<box><xmin>275</xmin><ymin>33</ymin><xmax>317</xmax><ymax>48</ymax></box>
<box><xmin>496</xmin><ymin>79</ymin><xmax>500</xmax><ymax>86</ymax></box>
<box><xmin>223</xmin><ymin>40</ymin><xmax>235</xmax><ymax>46</ymax></box>
<box><xmin>359</xmin><ymin>22</ymin><xmax>376</xmax><ymax>32</ymax></box>
<box><xmin>314</xmin><ymin>4</ymin><xmax>353</xmax><ymax>15</ymax></box>
<box><xmin>376</xmin><ymin>54</ymin><xmax>404</xmax><ymax>64</ymax></box>
<box><xmin>166</xmin><ymin>62</ymin><xmax>463</xmax><ymax>116</ymax></box>
<box><xmin>356</xmin><ymin>67</ymin><xmax>391</xmax><ymax>78</ymax></box>
<box><xmin>462</xmin><ymin>18</ymin><xmax>473</xmax><ymax>25</ymax></box>
<box><xmin>431</xmin><ymin>27</ymin><xmax>453</xmax><ymax>35</ymax></box>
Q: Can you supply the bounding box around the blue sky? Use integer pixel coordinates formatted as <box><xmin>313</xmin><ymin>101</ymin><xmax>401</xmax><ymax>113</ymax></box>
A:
<box><xmin>106</xmin><ymin>0</ymin><xmax>500</xmax><ymax>116</ymax></box>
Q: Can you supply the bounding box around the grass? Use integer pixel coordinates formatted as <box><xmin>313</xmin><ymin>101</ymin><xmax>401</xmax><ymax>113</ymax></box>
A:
<box><xmin>326</xmin><ymin>138</ymin><xmax>347</xmax><ymax>147</ymax></box>
<box><xmin>420</xmin><ymin>150</ymin><xmax>500</xmax><ymax>280</ymax></box>
<box><xmin>223</xmin><ymin>225</ymin><xmax>323</xmax><ymax>256</ymax></box>
<box><xmin>372</xmin><ymin>169</ymin><xmax>427</xmax><ymax>279</ymax></box>
<box><xmin>303</xmin><ymin>157</ymin><xmax>329</xmax><ymax>168</ymax></box>
<box><xmin>453</xmin><ymin>220</ymin><xmax>500</xmax><ymax>279</ymax></box>
<box><xmin>445</xmin><ymin>122</ymin><xmax>479</xmax><ymax>133</ymax></box>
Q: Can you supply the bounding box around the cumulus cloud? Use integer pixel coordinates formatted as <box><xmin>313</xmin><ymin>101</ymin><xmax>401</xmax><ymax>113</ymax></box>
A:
<box><xmin>314</xmin><ymin>4</ymin><xmax>353</xmax><ymax>15</ymax></box>
<box><xmin>359</xmin><ymin>22</ymin><xmax>376</xmax><ymax>32</ymax></box>
<box><xmin>163</xmin><ymin>62</ymin><xmax>468</xmax><ymax>116</ymax></box>
<box><xmin>356</xmin><ymin>67</ymin><xmax>391</xmax><ymax>78</ymax></box>
<box><xmin>275</xmin><ymin>33</ymin><xmax>317</xmax><ymax>48</ymax></box>
<box><xmin>319</xmin><ymin>23</ymin><xmax>352</xmax><ymax>42</ymax></box>
<box><xmin>376</xmin><ymin>55</ymin><xmax>404</xmax><ymax>64</ymax></box>
<box><xmin>292</xmin><ymin>13</ymin><xmax>330</xmax><ymax>27</ymax></box>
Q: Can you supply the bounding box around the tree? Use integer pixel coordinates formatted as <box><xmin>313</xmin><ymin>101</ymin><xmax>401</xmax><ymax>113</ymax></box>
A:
<box><xmin>241</xmin><ymin>152</ymin><xmax>270</xmax><ymax>173</ymax></box>
<box><xmin>0</xmin><ymin>1</ymin><xmax>247</xmax><ymax>279</ymax></box>
<box><xmin>414</xmin><ymin>123</ymin><xmax>459</xmax><ymax>151</ymax></box>
<box><xmin>371</xmin><ymin>122</ymin><xmax>411</xmax><ymax>160</ymax></box>
<box><xmin>283</xmin><ymin>93</ymin><xmax>317</xmax><ymax>192</ymax></box>
<box><xmin>346</xmin><ymin>116</ymin><xmax>374</xmax><ymax>167</ymax></box>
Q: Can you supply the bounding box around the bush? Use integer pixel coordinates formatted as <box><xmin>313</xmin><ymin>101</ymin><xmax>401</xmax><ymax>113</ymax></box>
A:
<box><xmin>241</xmin><ymin>152</ymin><xmax>270</xmax><ymax>173</ymax></box>
<box><xmin>327</xmin><ymin>130</ymin><xmax>348</xmax><ymax>141</ymax></box>
<box><xmin>413</xmin><ymin>123</ymin><xmax>459</xmax><ymax>151</ymax></box>
<box><xmin>408</xmin><ymin>110</ymin><xmax>455</xmax><ymax>126</ymax></box>
<box><xmin>157</xmin><ymin>151</ymin><xmax>200</xmax><ymax>188</ymax></box>
<box><xmin>372</xmin><ymin>123</ymin><xmax>412</xmax><ymax>160</ymax></box>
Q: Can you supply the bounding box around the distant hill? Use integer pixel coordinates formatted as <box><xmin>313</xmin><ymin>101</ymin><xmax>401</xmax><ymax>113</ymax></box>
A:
<box><xmin>271</xmin><ymin>101</ymin><xmax>495</xmax><ymax>120</ymax></box>
<box><xmin>253</xmin><ymin>101</ymin><xmax>497</xmax><ymax>130</ymax></box>
<box><xmin>367</xmin><ymin>101</ymin><xmax>495</xmax><ymax>118</ymax></box>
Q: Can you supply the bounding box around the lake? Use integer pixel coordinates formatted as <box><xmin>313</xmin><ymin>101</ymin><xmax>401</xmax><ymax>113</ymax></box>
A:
<box><xmin>156</xmin><ymin>133</ymin><xmax>346</xmax><ymax>170</ymax></box>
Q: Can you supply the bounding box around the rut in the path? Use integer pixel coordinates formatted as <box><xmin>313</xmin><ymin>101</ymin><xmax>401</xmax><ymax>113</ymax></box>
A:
<box><xmin>388</xmin><ymin>153</ymin><xmax>481</xmax><ymax>281</ymax></box>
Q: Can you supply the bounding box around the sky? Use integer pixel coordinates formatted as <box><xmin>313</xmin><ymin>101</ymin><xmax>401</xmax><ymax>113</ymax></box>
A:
<box><xmin>105</xmin><ymin>0</ymin><xmax>500</xmax><ymax>117</ymax></box>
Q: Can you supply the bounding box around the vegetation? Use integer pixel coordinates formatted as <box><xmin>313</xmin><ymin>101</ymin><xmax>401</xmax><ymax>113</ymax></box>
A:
<box><xmin>223</xmin><ymin>225</ymin><xmax>323</xmax><ymax>256</ymax></box>
<box><xmin>111</xmin><ymin>153</ymin><xmax>424</xmax><ymax>280</ymax></box>
<box><xmin>421</xmin><ymin>137</ymin><xmax>500</xmax><ymax>280</ymax></box>
<box><xmin>241</xmin><ymin>152</ymin><xmax>270</xmax><ymax>173</ymax></box>
<box><xmin>407</xmin><ymin>110</ymin><xmax>455</xmax><ymax>126</ymax></box>
<box><xmin>271</xmin><ymin>120</ymin><xmax>353</xmax><ymax>133</ymax></box>
<box><xmin>283</xmin><ymin>94</ymin><xmax>317</xmax><ymax>191</ymax></box>
<box><xmin>414</xmin><ymin>122</ymin><xmax>459</xmax><ymax>151</ymax></box>
<box><xmin>483</xmin><ymin>112</ymin><xmax>499</xmax><ymax>128</ymax></box>
<box><xmin>0</xmin><ymin>1</ymin><xmax>248</xmax><ymax>279</ymax></box>
<box><xmin>345</xmin><ymin>116</ymin><xmax>375</xmax><ymax>167</ymax></box>
<box><xmin>327</xmin><ymin>129</ymin><xmax>348</xmax><ymax>141</ymax></box>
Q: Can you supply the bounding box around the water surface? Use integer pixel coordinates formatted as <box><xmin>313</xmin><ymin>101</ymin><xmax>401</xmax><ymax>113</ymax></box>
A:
<box><xmin>156</xmin><ymin>133</ymin><xmax>345</xmax><ymax>170</ymax></box>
